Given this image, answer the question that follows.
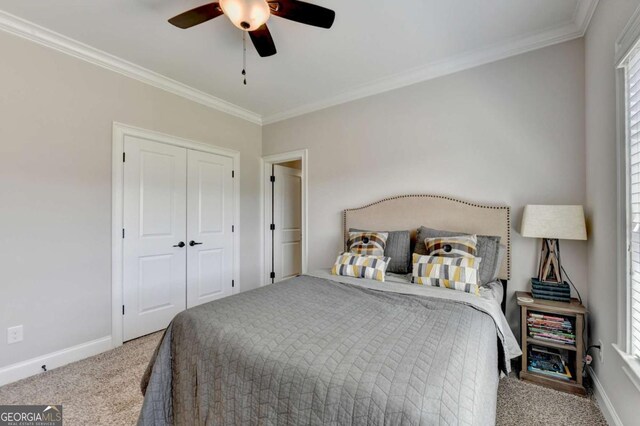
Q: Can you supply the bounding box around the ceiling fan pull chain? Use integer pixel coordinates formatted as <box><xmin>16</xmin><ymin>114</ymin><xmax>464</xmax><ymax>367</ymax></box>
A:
<box><xmin>242</xmin><ymin>31</ymin><xmax>247</xmax><ymax>85</ymax></box>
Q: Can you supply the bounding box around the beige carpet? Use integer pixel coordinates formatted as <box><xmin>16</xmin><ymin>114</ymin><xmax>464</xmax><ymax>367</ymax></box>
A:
<box><xmin>0</xmin><ymin>332</ymin><xmax>608</xmax><ymax>425</ymax></box>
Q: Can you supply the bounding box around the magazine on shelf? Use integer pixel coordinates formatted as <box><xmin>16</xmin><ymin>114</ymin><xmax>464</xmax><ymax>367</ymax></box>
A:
<box><xmin>527</xmin><ymin>312</ymin><xmax>575</xmax><ymax>344</ymax></box>
<box><xmin>527</xmin><ymin>346</ymin><xmax>572</xmax><ymax>380</ymax></box>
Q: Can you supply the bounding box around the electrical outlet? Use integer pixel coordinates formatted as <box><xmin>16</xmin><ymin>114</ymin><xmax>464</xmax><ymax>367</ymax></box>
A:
<box><xmin>598</xmin><ymin>339</ymin><xmax>604</xmax><ymax>364</ymax></box>
<box><xmin>7</xmin><ymin>325</ymin><xmax>23</xmax><ymax>344</ymax></box>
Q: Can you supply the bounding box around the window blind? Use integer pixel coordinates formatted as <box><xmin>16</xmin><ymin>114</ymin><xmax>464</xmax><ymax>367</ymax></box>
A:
<box><xmin>627</xmin><ymin>48</ymin><xmax>640</xmax><ymax>357</ymax></box>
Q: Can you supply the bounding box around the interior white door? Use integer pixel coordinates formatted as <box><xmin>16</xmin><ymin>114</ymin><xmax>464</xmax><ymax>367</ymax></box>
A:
<box><xmin>186</xmin><ymin>150</ymin><xmax>234</xmax><ymax>308</ymax></box>
<box><xmin>123</xmin><ymin>137</ymin><xmax>187</xmax><ymax>341</ymax></box>
<box><xmin>273</xmin><ymin>165</ymin><xmax>302</xmax><ymax>282</ymax></box>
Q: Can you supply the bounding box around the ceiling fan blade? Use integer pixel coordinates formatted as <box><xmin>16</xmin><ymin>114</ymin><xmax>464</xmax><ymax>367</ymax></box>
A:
<box><xmin>249</xmin><ymin>24</ymin><xmax>277</xmax><ymax>57</ymax></box>
<box><xmin>168</xmin><ymin>3</ymin><xmax>223</xmax><ymax>29</ymax></box>
<box><xmin>269</xmin><ymin>0</ymin><xmax>335</xmax><ymax>29</ymax></box>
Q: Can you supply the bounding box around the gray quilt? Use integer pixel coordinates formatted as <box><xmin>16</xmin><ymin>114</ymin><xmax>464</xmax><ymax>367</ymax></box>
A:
<box><xmin>138</xmin><ymin>274</ymin><xmax>518</xmax><ymax>426</ymax></box>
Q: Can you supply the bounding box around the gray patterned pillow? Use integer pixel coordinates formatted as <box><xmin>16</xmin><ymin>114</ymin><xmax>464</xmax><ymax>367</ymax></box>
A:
<box><xmin>350</xmin><ymin>228</ymin><xmax>411</xmax><ymax>274</ymax></box>
<box><xmin>414</xmin><ymin>226</ymin><xmax>501</xmax><ymax>285</ymax></box>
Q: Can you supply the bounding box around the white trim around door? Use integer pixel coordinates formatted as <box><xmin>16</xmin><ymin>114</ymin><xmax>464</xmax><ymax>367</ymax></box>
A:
<box><xmin>111</xmin><ymin>122</ymin><xmax>241</xmax><ymax>347</ymax></box>
<box><xmin>260</xmin><ymin>150</ymin><xmax>309</xmax><ymax>287</ymax></box>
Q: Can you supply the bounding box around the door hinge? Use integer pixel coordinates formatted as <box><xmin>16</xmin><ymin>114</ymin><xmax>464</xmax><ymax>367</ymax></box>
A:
<box><xmin>122</xmin><ymin>305</ymin><xmax>125</xmax><ymax>315</ymax></box>
<box><xmin>270</xmin><ymin>175</ymin><xmax>275</xmax><ymax>182</ymax></box>
<box><xmin>123</xmin><ymin>152</ymin><xmax>126</xmax><ymax>162</ymax></box>
<box><xmin>232</xmin><ymin>280</ymin><xmax>235</xmax><ymax>288</ymax></box>
<box><xmin>270</xmin><ymin>272</ymin><xmax>275</xmax><ymax>279</ymax></box>
<box><xmin>232</xmin><ymin>225</ymin><xmax>235</xmax><ymax>232</ymax></box>
<box><xmin>270</xmin><ymin>223</ymin><xmax>275</xmax><ymax>231</ymax></box>
<box><xmin>122</xmin><ymin>228</ymin><xmax>125</xmax><ymax>238</ymax></box>
<box><xmin>232</xmin><ymin>170</ymin><xmax>235</xmax><ymax>178</ymax></box>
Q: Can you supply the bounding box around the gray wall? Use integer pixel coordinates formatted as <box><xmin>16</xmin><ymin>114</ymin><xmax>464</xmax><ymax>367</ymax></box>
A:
<box><xmin>585</xmin><ymin>1</ymin><xmax>640</xmax><ymax>424</ymax></box>
<box><xmin>0</xmin><ymin>31</ymin><xmax>262</xmax><ymax>368</ymax></box>
<box><xmin>263</xmin><ymin>39</ymin><xmax>587</xmax><ymax>327</ymax></box>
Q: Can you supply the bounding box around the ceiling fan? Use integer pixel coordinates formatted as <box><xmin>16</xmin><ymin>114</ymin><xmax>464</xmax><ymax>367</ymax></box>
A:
<box><xmin>168</xmin><ymin>0</ymin><xmax>336</xmax><ymax>58</ymax></box>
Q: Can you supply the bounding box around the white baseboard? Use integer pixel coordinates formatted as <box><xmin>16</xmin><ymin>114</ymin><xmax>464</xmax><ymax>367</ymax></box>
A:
<box><xmin>588</xmin><ymin>366</ymin><xmax>623</xmax><ymax>426</ymax></box>
<box><xmin>0</xmin><ymin>336</ymin><xmax>112</xmax><ymax>387</ymax></box>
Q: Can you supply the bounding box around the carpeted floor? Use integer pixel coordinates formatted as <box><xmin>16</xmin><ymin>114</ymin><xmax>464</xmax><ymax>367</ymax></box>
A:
<box><xmin>0</xmin><ymin>332</ymin><xmax>608</xmax><ymax>425</ymax></box>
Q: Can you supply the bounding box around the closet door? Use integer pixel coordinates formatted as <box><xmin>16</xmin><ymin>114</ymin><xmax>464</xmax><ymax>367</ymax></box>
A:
<box><xmin>123</xmin><ymin>137</ymin><xmax>187</xmax><ymax>341</ymax></box>
<box><xmin>186</xmin><ymin>150</ymin><xmax>234</xmax><ymax>308</ymax></box>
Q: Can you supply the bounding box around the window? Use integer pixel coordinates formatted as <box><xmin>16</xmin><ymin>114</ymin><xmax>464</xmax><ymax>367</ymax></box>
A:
<box><xmin>624</xmin><ymin>46</ymin><xmax>640</xmax><ymax>358</ymax></box>
<box><xmin>615</xmin><ymin>7</ymin><xmax>640</xmax><ymax>388</ymax></box>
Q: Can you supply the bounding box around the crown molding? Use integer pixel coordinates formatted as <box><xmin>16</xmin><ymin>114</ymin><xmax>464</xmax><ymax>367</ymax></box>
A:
<box><xmin>0</xmin><ymin>10</ymin><xmax>262</xmax><ymax>125</ymax></box>
<box><xmin>0</xmin><ymin>2</ymin><xmax>599</xmax><ymax>127</ymax></box>
<box><xmin>574</xmin><ymin>0</ymin><xmax>599</xmax><ymax>36</ymax></box>
<box><xmin>615</xmin><ymin>1</ymin><xmax>640</xmax><ymax>65</ymax></box>
<box><xmin>261</xmin><ymin>0</ymin><xmax>599</xmax><ymax>125</ymax></box>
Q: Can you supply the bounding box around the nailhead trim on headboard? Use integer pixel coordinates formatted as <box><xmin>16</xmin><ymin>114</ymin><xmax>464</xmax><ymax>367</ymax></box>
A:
<box><xmin>343</xmin><ymin>194</ymin><xmax>511</xmax><ymax>279</ymax></box>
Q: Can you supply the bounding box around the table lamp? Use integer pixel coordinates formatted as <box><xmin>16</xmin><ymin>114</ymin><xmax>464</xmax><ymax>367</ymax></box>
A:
<box><xmin>521</xmin><ymin>205</ymin><xmax>587</xmax><ymax>283</ymax></box>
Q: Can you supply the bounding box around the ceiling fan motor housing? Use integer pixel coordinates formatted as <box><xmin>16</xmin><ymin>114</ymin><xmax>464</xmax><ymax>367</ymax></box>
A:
<box><xmin>219</xmin><ymin>0</ymin><xmax>271</xmax><ymax>31</ymax></box>
<box><xmin>168</xmin><ymin>0</ymin><xmax>336</xmax><ymax>58</ymax></box>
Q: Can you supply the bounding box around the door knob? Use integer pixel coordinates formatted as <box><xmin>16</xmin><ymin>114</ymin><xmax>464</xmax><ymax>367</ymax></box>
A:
<box><xmin>189</xmin><ymin>240</ymin><xmax>203</xmax><ymax>246</ymax></box>
<box><xmin>173</xmin><ymin>241</ymin><xmax>185</xmax><ymax>248</ymax></box>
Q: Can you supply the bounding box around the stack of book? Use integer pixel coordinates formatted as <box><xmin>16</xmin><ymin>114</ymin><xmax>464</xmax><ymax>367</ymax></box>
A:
<box><xmin>527</xmin><ymin>345</ymin><xmax>573</xmax><ymax>381</ymax></box>
<box><xmin>530</xmin><ymin>277</ymin><xmax>571</xmax><ymax>302</ymax></box>
<box><xmin>527</xmin><ymin>312</ymin><xmax>576</xmax><ymax>346</ymax></box>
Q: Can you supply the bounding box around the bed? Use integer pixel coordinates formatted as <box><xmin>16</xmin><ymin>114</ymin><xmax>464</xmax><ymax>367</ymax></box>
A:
<box><xmin>138</xmin><ymin>195</ymin><xmax>521</xmax><ymax>426</ymax></box>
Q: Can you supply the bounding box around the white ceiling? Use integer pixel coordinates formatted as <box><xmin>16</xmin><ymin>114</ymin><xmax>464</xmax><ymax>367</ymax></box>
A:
<box><xmin>0</xmin><ymin>0</ymin><xmax>597</xmax><ymax>124</ymax></box>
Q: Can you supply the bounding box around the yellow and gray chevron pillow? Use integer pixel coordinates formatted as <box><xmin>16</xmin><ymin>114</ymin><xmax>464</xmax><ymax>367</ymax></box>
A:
<box><xmin>424</xmin><ymin>235</ymin><xmax>478</xmax><ymax>258</ymax></box>
<box><xmin>332</xmin><ymin>252</ymin><xmax>391</xmax><ymax>282</ymax></box>
<box><xmin>411</xmin><ymin>254</ymin><xmax>481</xmax><ymax>295</ymax></box>
<box><xmin>347</xmin><ymin>231</ymin><xmax>389</xmax><ymax>257</ymax></box>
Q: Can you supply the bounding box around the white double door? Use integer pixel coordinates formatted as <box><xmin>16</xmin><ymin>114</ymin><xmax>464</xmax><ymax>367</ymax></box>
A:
<box><xmin>123</xmin><ymin>137</ymin><xmax>234</xmax><ymax>341</ymax></box>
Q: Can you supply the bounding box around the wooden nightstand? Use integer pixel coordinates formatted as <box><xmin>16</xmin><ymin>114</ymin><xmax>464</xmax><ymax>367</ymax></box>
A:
<box><xmin>516</xmin><ymin>291</ymin><xmax>587</xmax><ymax>395</ymax></box>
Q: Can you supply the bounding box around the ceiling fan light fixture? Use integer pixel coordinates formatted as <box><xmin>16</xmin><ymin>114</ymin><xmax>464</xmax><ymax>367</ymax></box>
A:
<box><xmin>219</xmin><ymin>0</ymin><xmax>270</xmax><ymax>31</ymax></box>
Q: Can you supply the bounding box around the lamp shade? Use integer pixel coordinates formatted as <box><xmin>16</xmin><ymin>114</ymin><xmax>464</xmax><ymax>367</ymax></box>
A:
<box><xmin>521</xmin><ymin>205</ymin><xmax>587</xmax><ymax>240</ymax></box>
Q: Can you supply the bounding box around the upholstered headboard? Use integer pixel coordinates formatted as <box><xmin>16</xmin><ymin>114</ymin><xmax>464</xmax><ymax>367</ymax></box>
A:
<box><xmin>343</xmin><ymin>195</ymin><xmax>511</xmax><ymax>280</ymax></box>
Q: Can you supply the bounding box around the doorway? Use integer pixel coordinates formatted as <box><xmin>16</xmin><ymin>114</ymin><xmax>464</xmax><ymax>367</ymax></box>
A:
<box><xmin>262</xmin><ymin>150</ymin><xmax>308</xmax><ymax>286</ymax></box>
